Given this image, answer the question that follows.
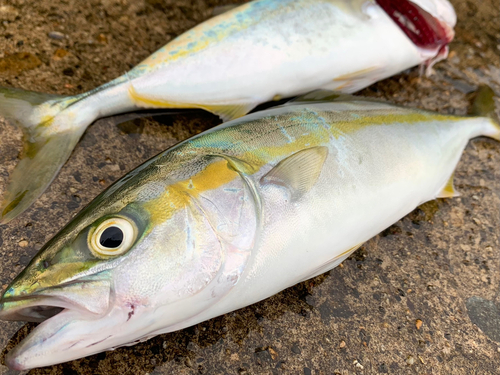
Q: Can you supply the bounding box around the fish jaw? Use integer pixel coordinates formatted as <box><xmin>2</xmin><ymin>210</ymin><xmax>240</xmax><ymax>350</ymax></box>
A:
<box><xmin>1</xmin><ymin>266</ymin><xmax>160</xmax><ymax>370</ymax></box>
<box><xmin>0</xmin><ymin>278</ymin><xmax>112</xmax><ymax>322</ymax></box>
<box><xmin>3</xmin><ymin>306</ymin><xmax>141</xmax><ymax>370</ymax></box>
<box><xmin>0</xmin><ymin>273</ymin><xmax>120</xmax><ymax>370</ymax></box>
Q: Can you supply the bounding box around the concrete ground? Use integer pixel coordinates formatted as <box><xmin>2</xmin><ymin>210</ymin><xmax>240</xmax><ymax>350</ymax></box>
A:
<box><xmin>0</xmin><ymin>0</ymin><xmax>500</xmax><ymax>373</ymax></box>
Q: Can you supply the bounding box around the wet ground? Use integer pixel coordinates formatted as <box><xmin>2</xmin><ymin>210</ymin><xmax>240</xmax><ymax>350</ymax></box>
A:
<box><xmin>0</xmin><ymin>0</ymin><xmax>500</xmax><ymax>374</ymax></box>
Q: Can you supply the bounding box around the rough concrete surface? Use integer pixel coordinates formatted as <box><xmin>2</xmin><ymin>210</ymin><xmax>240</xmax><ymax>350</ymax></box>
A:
<box><xmin>0</xmin><ymin>0</ymin><xmax>500</xmax><ymax>374</ymax></box>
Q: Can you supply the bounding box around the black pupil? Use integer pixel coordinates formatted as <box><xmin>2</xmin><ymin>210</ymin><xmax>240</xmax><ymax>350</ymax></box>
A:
<box><xmin>99</xmin><ymin>226</ymin><xmax>124</xmax><ymax>248</ymax></box>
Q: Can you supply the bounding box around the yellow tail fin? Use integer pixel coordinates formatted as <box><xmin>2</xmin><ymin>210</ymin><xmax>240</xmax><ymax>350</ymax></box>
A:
<box><xmin>0</xmin><ymin>87</ymin><xmax>82</xmax><ymax>223</ymax></box>
<box><xmin>468</xmin><ymin>85</ymin><xmax>500</xmax><ymax>141</ymax></box>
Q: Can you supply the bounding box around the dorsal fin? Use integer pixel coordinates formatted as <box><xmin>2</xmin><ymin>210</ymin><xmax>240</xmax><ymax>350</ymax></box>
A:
<box><xmin>212</xmin><ymin>4</ymin><xmax>241</xmax><ymax>17</ymax></box>
<box><xmin>260</xmin><ymin>147</ymin><xmax>328</xmax><ymax>200</ymax></box>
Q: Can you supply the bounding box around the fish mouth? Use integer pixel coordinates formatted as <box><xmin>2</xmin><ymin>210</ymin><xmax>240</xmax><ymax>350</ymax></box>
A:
<box><xmin>1</xmin><ymin>304</ymin><xmax>84</xmax><ymax>371</ymax></box>
<box><xmin>0</xmin><ymin>295</ymin><xmax>67</xmax><ymax>322</ymax></box>
<box><xmin>0</xmin><ymin>279</ymin><xmax>111</xmax><ymax>324</ymax></box>
<box><xmin>0</xmin><ymin>295</ymin><xmax>82</xmax><ymax>370</ymax></box>
<box><xmin>376</xmin><ymin>0</ymin><xmax>455</xmax><ymax>52</ymax></box>
<box><xmin>0</xmin><ymin>278</ymin><xmax>114</xmax><ymax>370</ymax></box>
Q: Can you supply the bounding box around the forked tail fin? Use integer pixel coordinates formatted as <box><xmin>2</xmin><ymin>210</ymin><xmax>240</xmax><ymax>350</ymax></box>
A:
<box><xmin>0</xmin><ymin>87</ymin><xmax>85</xmax><ymax>223</ymax></box>
<box><xmin>468</xmin><ymin>85</ymin><xmax>500</xmax><ymax>141</ymax></box>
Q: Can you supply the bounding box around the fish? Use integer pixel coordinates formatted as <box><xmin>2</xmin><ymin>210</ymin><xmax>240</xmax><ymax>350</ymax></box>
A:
<box><xmin>0</xmin><ymin>0</ymin><xmax>457</xmax><ymax>223</ymax></box>
<box><xmin>0</xmin><ymin>86</ymin><xmax>498</xmax><ymax>370</ymax></box>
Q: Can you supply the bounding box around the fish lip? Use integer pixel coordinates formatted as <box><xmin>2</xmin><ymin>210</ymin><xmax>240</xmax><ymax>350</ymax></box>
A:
<box><xmin>3</xmin><ymin>308</ymin><xmax>82</xmax><ymax>371</ymax></box>
<box><xmin>0</xmin><ymin>295</ymin><xmax>69</xmax><ymax>322</ymax></box>
<box><xmin>1</xmin><ymin>276</ymin><xmax>114</xmax><ymax>370</ymax></box>
<box><xmin>0</xmin><ymin>278</ymin><xmax>109</xmax><ymax>322</ymax></box>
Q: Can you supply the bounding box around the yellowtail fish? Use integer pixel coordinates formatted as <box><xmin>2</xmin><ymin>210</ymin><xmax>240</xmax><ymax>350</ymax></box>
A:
<box><xmin>0</xmin><ymin>87</ymin><xmax>498</xmax><ymax>370</ymax></box>
<box><xmin>0</xmin><ymin>0</ymin><xmax>456</xmax><ymax>223</ymax></box>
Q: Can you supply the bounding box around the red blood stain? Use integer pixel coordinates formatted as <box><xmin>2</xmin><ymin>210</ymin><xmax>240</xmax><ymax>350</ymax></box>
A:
<box><xmin>376</xmin><ymin>0</ymin><xmax>453</xmax><ymax>50</ymax></box>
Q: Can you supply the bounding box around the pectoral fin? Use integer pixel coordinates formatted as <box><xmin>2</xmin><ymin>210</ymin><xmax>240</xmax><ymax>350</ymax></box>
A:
<box><xmin>260</xmin><ymin>146</ymin><xmax>328</xmax><ymax>200</ymax></box>
<box><xmin>436</xmin><ymin>173</ymin><xmax>460</xmax><ymax>199</ymax></box>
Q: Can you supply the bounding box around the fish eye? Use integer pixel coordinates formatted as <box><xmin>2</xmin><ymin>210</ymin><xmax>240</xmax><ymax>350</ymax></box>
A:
<box><xmin>88</xmin><ymin>217</ymin><xmax>137</xmax><ymax>258</ymax></box>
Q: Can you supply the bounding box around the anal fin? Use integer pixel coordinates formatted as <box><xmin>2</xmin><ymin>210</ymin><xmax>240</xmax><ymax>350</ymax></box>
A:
<box><xmin>436</xmin><ymin>172</ymin><xmax>460</xmax><ymax>198</ymax></box>
<box><xmin>204</xmin><ymin>103</ymin><xmax>256</xmax><ymax>122</ymax></box>
<box><xmin>128</xmin><ymin>85</ymin><xmax>254</xmax><ymax>122</ymax></box>
<box><xmin>300</xmin><ymin>243</ymin><xmax>364</xmax><ymax>282</ymax></box>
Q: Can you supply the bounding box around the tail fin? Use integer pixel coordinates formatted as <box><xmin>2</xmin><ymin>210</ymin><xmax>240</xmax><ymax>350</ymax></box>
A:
<box><xmin>0</xmin><ymin>87</ymin><xmax>85</xmax><ymax>223</ymax></box>
<box><xmin>468</xmin><ymin>85</ymin><xmax>500</xmax><ymax>140</ymax></box>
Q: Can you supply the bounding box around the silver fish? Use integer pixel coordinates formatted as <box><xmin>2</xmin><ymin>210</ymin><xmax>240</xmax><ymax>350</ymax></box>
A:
<box><xmin>0</xmin><ymin>0</ymin><xmax>456</xmax><ymax>223</ymax></box>
<box><xmin>0</xmin><ymin>87</ymin><xmax>498</xmax><ymax>370</ymax></box>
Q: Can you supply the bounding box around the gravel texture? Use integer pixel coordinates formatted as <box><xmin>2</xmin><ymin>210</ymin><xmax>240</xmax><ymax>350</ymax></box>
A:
<box><xmin>0</xmin><ymin>0</ymin><xmax>500</xmax><ymax>374</ymax></box>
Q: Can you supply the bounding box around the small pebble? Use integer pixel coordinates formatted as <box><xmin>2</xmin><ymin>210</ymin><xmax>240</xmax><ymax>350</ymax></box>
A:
<box><xmin>48</xmin><ymin>31</ymin><xmax>65</xmax><ymax>40</ymax></box>
<box><xmin>339</xmin><ymin>340</ymin><xmax>346</xmax><ymax>348</ymax></box>
<box><xmin>353</xmin><ymin>360</ymin><xmax>363</xmax><ymax>369</ymax></box>
<box><xmin>97</xmin><ymin>33</ymin><xmax>108</xmax><ymax>43</ymax></box>
<box><xmin>52</xmin><ymin>48</ymin><xmax>70</xmax><ymax>61</ymax></box>
<box><xmin>406</xmin><ymin>355</ymin><xmax>415</xmax><ymax>365</ymax></box>
<box><xmin>0</xmin><ymin>5</ymin><xmax>19</xmax><ymax>21</ymax></box>
<box><xmin>291</xmin><ymin>343</ymin><xmax>301</xmax><ymax>354</ymax></box>
<box><xmin>416</xmin><ymin>319</ymin><xmax>423</xmax><ymax>330</ymax></box>
<box><xmin>268</xmin><ymin>347</ymin><xmax>278</xmax><ymax>360</ymax></box>
<box><xmin>18</xmin><ymin>239</ymin><xmax>28</xmax><ymax>247</ymax></box>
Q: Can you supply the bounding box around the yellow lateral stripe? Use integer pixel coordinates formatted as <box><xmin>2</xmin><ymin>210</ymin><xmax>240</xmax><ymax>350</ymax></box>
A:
<box><xmin>144</xmin><ymin>159</ymin><xmax>240</xmax><ymax>224</ymax></box>
<box><xmin>142</xmin><ymin>105</ymin><xmax>460</xmax><ymax>224</ymax></box>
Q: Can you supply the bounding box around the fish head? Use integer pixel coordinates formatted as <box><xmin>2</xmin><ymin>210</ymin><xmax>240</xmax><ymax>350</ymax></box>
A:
<box><xmin>0</xmin><ymin>154</ymin><xmax>258</xmax><ymax>370</ymax></box>
<box><xmin>375</xmin><ymin>0</ymin><xmax>456</xmax><ymax>59</ymax></box>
